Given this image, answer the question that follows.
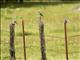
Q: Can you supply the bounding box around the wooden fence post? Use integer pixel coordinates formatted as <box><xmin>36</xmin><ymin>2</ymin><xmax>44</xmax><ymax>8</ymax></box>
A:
<box><xmin>64</xmin><ymin>19</ymin><xmax>68</xmax><ymax>60</ymax></box>
<box><xmin>22</xmin><ymin>20</ymin><xmax>27</xmax><ymax>60</ymax></box>
<box><xmin>38</xmin><ymin>12</ymin><xmax>47</xmax><ymax>60</ymax></box>
<box><xmin>9</xmin><ymin>23</ymin><xmax>16</xmax><ymax>60</ymax></box>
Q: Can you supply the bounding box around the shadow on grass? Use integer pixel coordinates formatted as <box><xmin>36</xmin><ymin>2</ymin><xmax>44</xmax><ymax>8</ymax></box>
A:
<box><xmin>1</xmin><ymin>2</ymin><xmax>80</xmax><ymax>8</ymax></box>
<box><xmin>16</xmin><ymin>32</ymin><xmax>35</xmax><ymax>36</ymax></box>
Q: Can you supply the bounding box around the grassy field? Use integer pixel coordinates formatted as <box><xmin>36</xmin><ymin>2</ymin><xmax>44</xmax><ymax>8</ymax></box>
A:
<box><xmin>1</xmin><ymin>2</ymin><xmax>80</xmax><ymax>60</ymax></box>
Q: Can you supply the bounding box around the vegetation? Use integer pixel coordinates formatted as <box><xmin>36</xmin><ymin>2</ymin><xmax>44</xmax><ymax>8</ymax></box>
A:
<box><xmin>0</xmin><ymin>0</ymin><xmax>80</xmax><ymax>3</ymax></box>
<box><xmin>1</xmin><ymin>2</ymin><xmax>80</xmax><ymax>60</ymax></box>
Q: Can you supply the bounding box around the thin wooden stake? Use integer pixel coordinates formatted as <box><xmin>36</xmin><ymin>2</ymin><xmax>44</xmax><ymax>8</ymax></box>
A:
<box><xmin>10</xmin><ymin>23</ymin><xmax>16</xmax><ymax>60</ymax></box>
<box><xmin>38</xmin><ymin>12</ymin><xmax>47</xmax><ymax>60</ymax></box>
<box><xmin>64</xmin><ymin>19</ymin><xmax>68</xmax><ymax>60</ymax></box>
<box><xmin>22</xmin><ymin>20</ymin><xmax>27</xmax><ymax>60</ymax></box>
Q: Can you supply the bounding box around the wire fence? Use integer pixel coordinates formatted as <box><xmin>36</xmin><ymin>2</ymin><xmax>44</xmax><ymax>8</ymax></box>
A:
<box><xmin>1</xmin><ymin>6</ymin><xmax>80</xmax><ymax>60</ymax></box>
<box><xmin>1</xmin><ymin>35</ymin><xmax>80</xmax><ymax>60</ymax></box>
<box><xmin>1</xmin><ymin>19</ymin><xmax>80</xmax><ymax>60</ymax></box>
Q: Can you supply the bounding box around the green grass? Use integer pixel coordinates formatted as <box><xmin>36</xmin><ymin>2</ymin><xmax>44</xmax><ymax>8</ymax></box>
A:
<box><xmin>1</xmin><ymin>3</ymin><xmax>80</xmax><ymax>60</ymax></box>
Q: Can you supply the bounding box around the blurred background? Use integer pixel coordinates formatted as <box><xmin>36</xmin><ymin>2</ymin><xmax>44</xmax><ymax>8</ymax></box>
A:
<box><xmin>1</xmin><ymin>1</ymin><xmax>80</xmax><ymax>60</ymax></box>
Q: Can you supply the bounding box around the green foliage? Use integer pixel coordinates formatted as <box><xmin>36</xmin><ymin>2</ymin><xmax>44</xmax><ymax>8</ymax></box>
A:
<box><xmin>62</xmin><ymin>0</ymin><xmax>80</xmax><ymax>1</ymax></box>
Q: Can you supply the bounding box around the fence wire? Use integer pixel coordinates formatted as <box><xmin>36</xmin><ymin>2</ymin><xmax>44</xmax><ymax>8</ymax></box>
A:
<box><xmin>1</xmin><ymin>32</ymin><xmax>80</xmax><ymax>60</ymax></box>
<box><xmin>1</xmin><ymin>4</ymin><xmax>80</xmax><ymax>60</ymax></box>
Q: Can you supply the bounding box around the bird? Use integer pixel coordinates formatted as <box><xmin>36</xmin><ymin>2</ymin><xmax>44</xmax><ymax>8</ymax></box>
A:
<box><xmin>13</xmin><ymin>20</ymin><xmax>17</xmax><ymax>24</ymax></box>
<box><xmin>10</xmin><ymin>20</ymin><xmax>17</xmax><ymax>26</ymax></box>
<box><xmin>40</xmin><ymin>12</ymin><xmax>43</xmax><ymax>16</ymax></box>
<box><xmin>38</xmin><ymin>11</ymin><xmax>44</xmax><ymax>17</ymax></box>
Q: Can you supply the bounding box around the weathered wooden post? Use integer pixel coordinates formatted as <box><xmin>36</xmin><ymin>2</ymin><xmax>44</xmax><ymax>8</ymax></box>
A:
<box><xmin>9</xmin><ymin>21</ymin><xmax>16</xmax><ymax>60</ymax></box>
<box><xmin>22</xmin><ymin>20</ymin><xmax>27</xmax><ymax>60</ymax></box>
<box><xmin>38</xmin><ymin>12</ymin><xmax>47</xmax><ymax>60</ymax></box>
<box><xmin>64</xmin><ymin>19</ymin><xmax>68</xmax><ymax>60</ymax></box>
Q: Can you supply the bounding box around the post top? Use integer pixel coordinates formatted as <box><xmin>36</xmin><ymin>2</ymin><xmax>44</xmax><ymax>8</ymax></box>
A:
<box><xmin>10</xmin><ymin>20</ymin><xmax>17</xmax><ymax>25</ymax></box>
<box><xmin>64</xmin><ymin>19</ymin><xmax>67</xmax><ymax>24</ymax></box>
